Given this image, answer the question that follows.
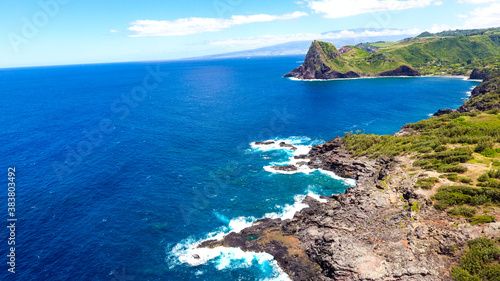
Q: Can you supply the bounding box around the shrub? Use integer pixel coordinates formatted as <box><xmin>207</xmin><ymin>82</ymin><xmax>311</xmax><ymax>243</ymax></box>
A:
<box><xmin>475</xmin><ymin>139</ymin><xmax>493</xmax><ymax>153</ymax></box>
<box><xmin>432</xmin><ymin>186</ymin><xmax>500</xmax><ymax>210</ymax></box>
<box><xmin>452</xmin><ymin>238</ymin><xmax>500</xmax><ymax>279</ymax></box>
<box><xmin>480</xmin><ymin>264</ymin><xmax>500</xmax><ymax>280</ymax></box>
<box><xmin>434</xmin><ymin>145</ymin><xmax>447</xmax><ymax>152</ymax></box>
<box><xmin>459</xmin><ymin>176</ymin><xmax>472</xmax><ymax>184</ymax></box>
<box><xmin>477</xmin><ymin>178</ymin><xmax>500</xmax><ymax>188</ymax></box>
<box><xmin>433</xmin><ymin>191</ymin><xmax>472</xmax><ymax>209</ymax></box>
<box><xmin>415</xmin><ymin>177</ymin><xmax>439</xmax><ymax>189</ymax></box>
<box><xmin>437</xmin><ymin>164</ymin><xmax>468</xmax><ymax>173</ymax></box>
<box><xmin>451</xmin><ymin>267</ymin><xmax>480</xmax><ymax>281</ymax></box>
<box><xmin>411</xmin><ymin>202</ymin><xmax>420</xmax><ymax>212</ymax></box>
<box><xmin>481</xmin><ymin>148</ymin><xmax>498</xmax><ymax>157</ymax></box>
<box><xmin>446</xmin><ymin>173</ymin><xmax>459</xmax><ymax>181</ymax></box>
<box><xmin>470</xmin><ymin>194</ymin><xmax>490</xmax><ymax>206</ymax></box>
<box><xmin>434</xmin><ymin>200</ymin><xmax>451</xmax><ymax>211</ymax></box>
<box><xmin>447</xmin><ymin>206</ymin><xmax>477</xmax><ymax>218</ymax></box>
<box><xmin>478</xmin><ymin>173</ymin><xmax>490</xmax><ymax>182</ymax></box>
<box><xmin>470</xmin><ymin>215</ymin><xmax>495</xmax><ymax>225</ymax></box>
<box><xmin>487</xmin><ymin>168</ymin><xmax>500</xmax><ymax>178</ymax></box>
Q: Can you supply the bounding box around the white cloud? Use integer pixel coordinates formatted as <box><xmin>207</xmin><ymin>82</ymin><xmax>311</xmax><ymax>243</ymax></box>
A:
<box><xmin>305</xmin><ymin>0</ymin><xmax>438</xmax><ymax>18</ymax></box>
<box><xmin>109</xmin><ymin>29</ymin><xmax>120</xmax><ymax>33</ymax></box>
<box><xmin>428</xmin><ymin>23</ymin><xmax>452</xmax><ymax>33</ymax></box>
<box><xmin>457</xmin><ymin>14</ymin><xmax>469</xmax><ymax>18</ymax></box>
<box><xmin>128</xmin><ymin>11</ymin><xmax>308</xmax><ymax>37</ymax></box>
<box><xmin>434</xmin><ymin>1</ymin><xmax>444</xmax><ymax>5</ymax></box>
<box><xmin>463</xmin><ymin>3</ymin><xmax>500</xmax><ymax>28</ymax></box>
<box><xmin>209</xmin><ymin>28</ymin><xmax>422</xmax><ymax>48</ymax></box>
<box><xmin>458</xmin><ymin>0</ymin><xmax>499</xmax><ymax>4</ymax></box>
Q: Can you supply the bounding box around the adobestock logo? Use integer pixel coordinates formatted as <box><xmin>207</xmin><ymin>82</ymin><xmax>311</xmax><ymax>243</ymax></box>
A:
<box><xmin>8</xmin><ymin>0</ymin><xmax>71</xmax><ymax>53</ymax></box>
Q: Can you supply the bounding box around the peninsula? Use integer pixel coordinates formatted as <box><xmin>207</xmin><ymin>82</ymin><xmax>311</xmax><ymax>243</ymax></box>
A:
<box><xmin>285</xmin><ymin>28</ymin><xmax>500</xmax><ymax>80</ymax></box>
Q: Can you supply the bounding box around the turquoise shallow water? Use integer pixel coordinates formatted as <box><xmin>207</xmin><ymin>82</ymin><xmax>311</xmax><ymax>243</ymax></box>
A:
<box><xmin>0</xmin><ymin>57</ymin><xmax>480</xmax><ymax>280</ymax></box>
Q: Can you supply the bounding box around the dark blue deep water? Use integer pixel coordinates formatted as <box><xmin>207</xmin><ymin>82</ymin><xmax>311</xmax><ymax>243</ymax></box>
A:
<box><xmin>0</xmin><ymin>56</ymin><xmax>479</xmax><ymax>280</ymax></box>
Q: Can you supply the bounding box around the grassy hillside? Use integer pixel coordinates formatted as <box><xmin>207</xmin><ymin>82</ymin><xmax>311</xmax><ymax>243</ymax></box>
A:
<box><xmin>316</xmin><ymin>28</ymin><xmax>500</xmax><ymax>76</ymax></box>
<box><xmin>340</xmin><ymin>68</ymin><xmax>500</xmax><ymax>230</ymax></box>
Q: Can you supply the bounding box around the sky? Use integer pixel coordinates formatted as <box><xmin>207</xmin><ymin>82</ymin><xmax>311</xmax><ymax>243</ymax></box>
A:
<box><xmin>1</xmin><ymin>0</ymin><xmax>499</xmax><ymax>68</ymax></box>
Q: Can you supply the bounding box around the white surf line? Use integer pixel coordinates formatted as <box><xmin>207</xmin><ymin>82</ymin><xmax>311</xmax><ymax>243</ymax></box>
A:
<box><xmin>288</xmin><ymin>75</ymin><xmax>479</xmax><ymax>82</ymax></box>
<box><xmin>251</xmin><ymin>138</ymin><xmax>356</xmax><ymax>186</ymax></box>
<box><xmin>168</xmin><ymin>137</ymin><xmax>354</xmax><ymax>279</ymax></box>
<box><xmin>167</xmin><ymin>189</ymin><xmax>329</xmax><ymax>280</ymax></box>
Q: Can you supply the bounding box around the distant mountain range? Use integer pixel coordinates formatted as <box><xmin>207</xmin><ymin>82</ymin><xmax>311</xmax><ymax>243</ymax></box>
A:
<box><xmin>192</xmin><ymin>28</ymin><xmax>418</xmax><ymax>59</ymax></box>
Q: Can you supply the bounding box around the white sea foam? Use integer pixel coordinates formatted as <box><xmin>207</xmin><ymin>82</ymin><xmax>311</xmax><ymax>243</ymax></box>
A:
<box><xmin>171</xmin><ymin>242</ymin><xmax>291</xmax><ymax>281</ymax></box>
<box><xmin>167</xmin><ymin>186</ymin><xmax>332</xmax><ymax>280</ymax></box>
<box><xmin>289</xmin><ymin>75</ymin><xmax>479</xmax><ymax>82</ymax></box>
<box><xmin>264</xmin><ymin>194</ymin><xmax>309</xmax><ymax>220</ymax></box>
<box><xmin>317</xmin><ymin>169</ymin><xmax>357</xmax><ymax>186</ymax></box>
<box><xmin>253</xmin><ymin>137</ymin><xmax>356</xmax><ymax>187</ymax></box>
<box><xmin>168</xmin><ymin>193</ymin><xmax>325</xmax><ymax>280</ymax></box>
<box><xmin>305</xmin><ymin>189</ymin><xmax>328</xmax><ymax>203</ymax></box>
<box><xmin>168</xmin><ymin>137</ymin><xmax>352</xmax><ymax>279</ymax></box>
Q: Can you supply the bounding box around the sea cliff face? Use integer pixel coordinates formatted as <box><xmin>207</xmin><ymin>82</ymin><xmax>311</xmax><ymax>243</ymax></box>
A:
<box><xmin>283</xmin><ymin>41</ymin><xmax>360</xmax><ymax>79</ymax></box>
<box><xmin>434</xmin><ymin>67</ymin><xmax>500</xmax><ymax>115</ymax></box>
<box><xmin>378</xmin><ymin>65</ymin><xmax>421</xmax><ymax>77</ymax></box>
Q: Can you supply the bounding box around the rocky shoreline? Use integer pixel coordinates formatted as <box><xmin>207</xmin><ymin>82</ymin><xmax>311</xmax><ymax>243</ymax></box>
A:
<box><xmin>198</xmin><ymin>136</ymin><xmax>499</xmax><ymax>280</ymax></box>
<box><xmin>194</xmin><ymin>62</ymin><xmax>500</xmax><ymax>280</ymax></box>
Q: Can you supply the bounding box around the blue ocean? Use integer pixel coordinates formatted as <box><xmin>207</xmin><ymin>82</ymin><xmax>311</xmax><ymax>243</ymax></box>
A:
<box><xmin>0</xmin><ymin>56</ymin><xmax>479</xmax><ymax>280</ymax></box>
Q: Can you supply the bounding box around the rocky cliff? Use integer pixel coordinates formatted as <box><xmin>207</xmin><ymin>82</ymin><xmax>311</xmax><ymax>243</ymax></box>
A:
<box><xmin>284</xmin><ymin>40</ymin><xmax>420</xmax><ymax>80</ymax></box>
<box><xmin>434</xmin><ymin>67</ymin><xmax>500</xmax><ymax>115</ymax></box>
<box><xmin>200</xmin><ymin>137</ymin><xmax>498</xmax><ymax>280</ymax></box>
<box><xmin>197</xmin><ymin>68</ymin><xmax>500</xmax><ymax>279</ymax></box>
<box><xmin>378</xmin><ymin>65</ymin><xmax>421</xmax><ymax>77</ymax></box>
<box><xmin>195</xmin><ymin>42</ymin><xmax>500</xmax><ymax>279</ymax></box>
<box><xmin>284</xmin><ymin>41</ymin><xmax>360</xmax><ymax>79</ymax></box>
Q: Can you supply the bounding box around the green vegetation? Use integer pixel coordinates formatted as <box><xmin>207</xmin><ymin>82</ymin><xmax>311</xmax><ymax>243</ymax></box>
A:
<box><xmin>317</xmin><ymin>41</ymin><xmax>339</xmax><ymax>59</ymax></box>
<box><xmin>435</xmin><ymin>27</ymin><xmax>500</xmax><ymax>37</ymax></box>
<box><xmin>477</xmin><ymin>169</ymin><xmax>500</xmax><ymax>188</ymax></box>
<box><xmin>460</xmin><ymin>67</ymin><xmax>500</xmax><ymax>112</ymax></box>
<box><xmin>344</xmin><ymin>112</ymin><xmax>500</xmax><ymax>168</ymax></box>
<box><xmin>432</xmin><ymin>185</ymin><xmax>499</xmax><ymax>210</ymax></box>
<box><xmin>452</xmin><ymin>238</ymin><xmax>500</xmax><ymax>281</ymax></box>
<box><xmin>342</xmin><ymin>98</ymin><xmax>500</xmax><ymax>223</ymax></box>
<box><xmin>448</xmin><ymin>206</ymin><xmax>477</xmax><ymax>217</ymax></box>
<box><xmin>411</xmin><ymin>202</ymin><xmax>421</xmax><ymax>212</ymax></box>
<box><xmin>442</xmin><ymin>173</ymin><xmax>458</xmax><ymax>181</ymax></box>
<box><xmin>416</xmin><ymin>31</ymin><xmax>434</xmax><ymax>38</ymax></box>
<box><xmin>460</xmin><ymin>176</ymin><xmax>473</xmax><ymax>184</ymax></box>
<box><xmin>314</xmin><ymin>28</ymin><xmax>500</xmax><ymax>76</ymax></box>
<box><xmin>415</xmin><ymin>177</ymin><xmax>439</xmax><ymax>189</ymax></box>
<box><xmin>470</xmin><ymin>215</ymin><xmax>495</xmax><ymax>225</ymax></box>
<box><xmin>440</xmin><ymin>173</ymin><xmax>472</xmax><ymax>183</ymax></box>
